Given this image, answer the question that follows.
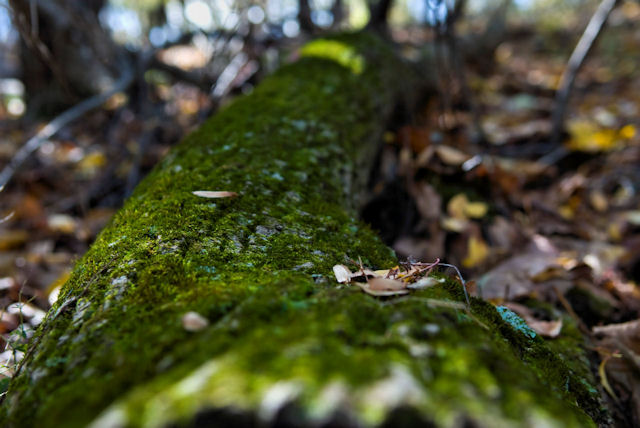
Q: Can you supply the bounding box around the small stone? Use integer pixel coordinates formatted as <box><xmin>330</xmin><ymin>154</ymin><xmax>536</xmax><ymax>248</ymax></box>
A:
<box><xmin>255</xmin><ymin>225</ymin><xmax>277</xmax><ymax>237</ymax></box>
<box><xmin>293</xmin><ymin>262</ymin><xmax>314</xmax><ymax>271</ymax></box>
<box><xmin>182</xmin><ymin>311</ymin><xmax>209</xmax><ymax>332</ymax></box>
<box><xmin>423</xmin><ymin>323</ymin><xmax>440</xmax><ymax>335</ymax></box>
<box><xmin>111</xmin><ymin>276</ymin><xmax>128</xmax><ymax>286</ymax></box>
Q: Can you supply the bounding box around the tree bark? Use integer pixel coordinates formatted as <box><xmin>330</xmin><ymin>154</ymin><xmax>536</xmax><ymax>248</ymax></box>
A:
<box><xmin>2</xmin><ymin>33</ymin><xmax>605</xmax><ymax>428</ymax></box>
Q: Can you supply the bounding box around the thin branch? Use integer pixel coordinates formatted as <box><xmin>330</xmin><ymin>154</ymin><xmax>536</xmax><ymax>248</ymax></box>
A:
<box><xmin>0</xmin><ymin>64</ymin><xmax>135</xmax><ymax>192</ymax></box>
<box><xmin>150</xmin><ymin>57</ymin><xmax>214</xmax><ymax>91</ymax></box>
<box><xmin>550</xmin><ymin>0</ymin><xmax>620</xmax><ymax>145</ymax></box>
<box><xmin>439</xmin><ymin>262</ymin><xmax>471</xmax><ymax>307</ymax></box>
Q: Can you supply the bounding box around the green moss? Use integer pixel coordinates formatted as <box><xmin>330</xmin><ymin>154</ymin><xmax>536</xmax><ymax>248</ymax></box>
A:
<box><xmin>1</xmin><ymin>32</ymin><xmax>603</xmax><ymax>428</ymax></box>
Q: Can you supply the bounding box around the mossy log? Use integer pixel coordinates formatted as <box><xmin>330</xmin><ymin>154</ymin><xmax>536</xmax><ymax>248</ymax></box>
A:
<box><xmin>2</xmin><ymin>33</ymin><xmax>605</xmax><ymax>428</ymax></box>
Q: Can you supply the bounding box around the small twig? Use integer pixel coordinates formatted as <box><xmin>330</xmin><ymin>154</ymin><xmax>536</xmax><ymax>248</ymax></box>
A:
<box><xmin>550</xmin><ymin>0</ymin><xmax>620</xmax><ymax>144</ymax></box>
<box><xmin>0</xmin><ymin>212</ymin><xmax>14</xmax><ymax>224</ymax></box>
<box><xmin>0</xmin><ymin>64</ymin><xmax>135</xmax><ymax>192</ymax></box>
<box><xmin>439</xmin><ymin>262</ymin><xmax>471</xmax><ymax>307</ymax></box>
<box><xmin>149</xmin><ymin>57</ymin><xmax>214</xmax><ymax>92</ymax></box>
<box><xmin>357</xmin><ymin>256</ymin><xmax>368</xmax><ymax>283</ymax></box>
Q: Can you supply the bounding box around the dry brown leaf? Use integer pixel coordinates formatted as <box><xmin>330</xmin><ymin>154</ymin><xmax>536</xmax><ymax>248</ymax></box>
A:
<box><xmin>413</xmin><ymin>182</ymin><xmax>441</xmax><ymax>220</ymax></box>
<box><xmin>368</xmin><ymin>277</ymin><xmax>407</xmax><ymax>291</ymax></box>
<box><xmin>593</xmin><ymin>319</ymin><xmax>640</xmax><ymax>420</ymax></box>
<box><xmin>503</xmin><ymin>302</ymin><xmax>563</xmax><ymax>338</ymax></box>
<box><xmin>355</xmin><ymin>282</ymin><xmax>410</xmax><ymax>296</ymax></box>
<box><xmin>478</xmin><ymin>235</ymin><xmax>562</xmax><ymax>300</ymax></box>
<box><xmin>192</xmin><ymin>190</ymin><xmax>238</xmax><ymax>198</ymax></box>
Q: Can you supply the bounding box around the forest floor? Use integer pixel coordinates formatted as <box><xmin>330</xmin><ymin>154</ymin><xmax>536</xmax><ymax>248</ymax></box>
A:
<box><xmin>1</xmin><ymin>12</ymin><xmax>640</xmax><ymax>426</ymax></box>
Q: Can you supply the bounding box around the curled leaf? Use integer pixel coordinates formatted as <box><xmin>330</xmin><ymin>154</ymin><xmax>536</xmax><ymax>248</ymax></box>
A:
<box><xmin>193</xmin><ymin>191</ymin><xmax>238</xmax><ymax>198</ymax></box>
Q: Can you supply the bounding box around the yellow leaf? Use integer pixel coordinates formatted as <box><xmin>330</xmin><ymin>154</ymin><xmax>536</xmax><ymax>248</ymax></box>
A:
<box><xmin>608</xmin><ymin>223</ymin><xmax>622</xmax><ymax>241</ymax></box>
<box><xmin>447</xmin><ymin>193</ymin><xmax>468</xmax><ymax>219</ymax></box>
<box><xmin>619</xmin><ymin>124</ymin><xmax>636</xmax><ymax>140</ymax></box>
<box><xmin>589</xmin><ymin>190</ymin><xmax>608</xmax><ymax>212</ymax></box>
<box><xmin>441</xmin><ymin>216</ymin><xmax>468</xmax><ymax>232</ymax></box>
<box><xmin>566</xmin><ymin>120</ymin><xmax>623</xmax><ymax>153</ymax></box>
<box><xmin>558</xmin><ymin>204</ymin><xmax>574</xmax><ymax>220</ymax></box>
<box><xmin>447</xmin><ymin>193</ymin><xmax>487</xmax><ymax>220</ymax></box>
<box><xmin>464</xmin><ymin>201</ymin><xmax>488</xmax><ymax>219</ymax></box>
<box><xmin>77</xmin><ymin>151</ymin><xmax>107</xmax><ymax>176</ymax></box>
<box><xmin>462</xmin><ymin>236</ymin><xmax>488</xmax><ymax>268</ymax></box>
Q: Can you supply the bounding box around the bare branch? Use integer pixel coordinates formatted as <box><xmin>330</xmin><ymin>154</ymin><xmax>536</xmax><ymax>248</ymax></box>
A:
<box><xmin>551</xmin><ymin>0</ymin><xmax>620</xmax><ymax>145</ymax></box>
<box><xmin>0</xmin><ymin>65</ymin><xmax>135</xmax><ymax>192</ymax></box>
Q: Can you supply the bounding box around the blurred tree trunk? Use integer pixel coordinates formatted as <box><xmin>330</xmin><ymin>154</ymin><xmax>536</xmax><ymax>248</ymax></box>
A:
<box><xmin>367</xmin><ymin>0</ymin><xmax>393</xmax><ymax>31</ymax></box>
<box><xmin>8</xmin><ymin>0</ymin><xmax>124</xmax><ymax>116</ymax></box>
<box><xmin>298</xmin><ymin>0</ymin><xmax>316</xmax><ymax>34</ymax></box>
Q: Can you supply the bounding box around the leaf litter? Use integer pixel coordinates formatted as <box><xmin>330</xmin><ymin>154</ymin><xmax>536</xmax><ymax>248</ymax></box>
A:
<box><xmin>358</xmin><ymin>15</ymin><xmax>640</xmax><ymax>424</ymax></box>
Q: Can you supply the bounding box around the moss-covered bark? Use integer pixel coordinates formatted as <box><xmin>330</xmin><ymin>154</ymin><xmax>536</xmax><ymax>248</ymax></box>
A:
<box><xmin>2</xmin><ymin>33</ymin><xmax>606</xmax><ymax>428</ymax></box>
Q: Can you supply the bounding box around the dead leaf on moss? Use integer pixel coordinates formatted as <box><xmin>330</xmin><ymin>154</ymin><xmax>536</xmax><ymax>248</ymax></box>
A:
<box><xmin>355</xmin><ymin>281</ymin><xmax>410</xmax><ymax>296</ymax></box>
<box><xmin>407</xmin><ymin>276</ymin><xmax>440</xmax><ymax>289</ymax></box>
<box><xmin>192</xmin><ymin>190</ymin><xmax>238</xmax><ymax>198</ymax></box>
<box><xmin>182</xmin><ymin>311</ymin><xmax>209</xmax><ymax>332</ymax></box>
<box><xmin>369</xmin><ymin>277</ymin><xmax>407</xmax><ymax>291</ymax></box>
<box><xmin>332</xmin><ymin>259</ymin><xmax>441</xmax><ymax>297</ymax></box>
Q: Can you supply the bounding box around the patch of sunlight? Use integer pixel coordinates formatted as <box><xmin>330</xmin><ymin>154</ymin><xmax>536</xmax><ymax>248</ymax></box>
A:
<box><xmin>301</xmin><ymin>40</ymin><xmax>365</xmax><ymax>75</ymax></box>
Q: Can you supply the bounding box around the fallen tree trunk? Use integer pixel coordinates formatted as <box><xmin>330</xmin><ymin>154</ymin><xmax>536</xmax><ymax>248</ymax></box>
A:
<box><xmin>2</xmin><ymin>33</ymin><xmax>605</xmax><ymax>428</ymax></box>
